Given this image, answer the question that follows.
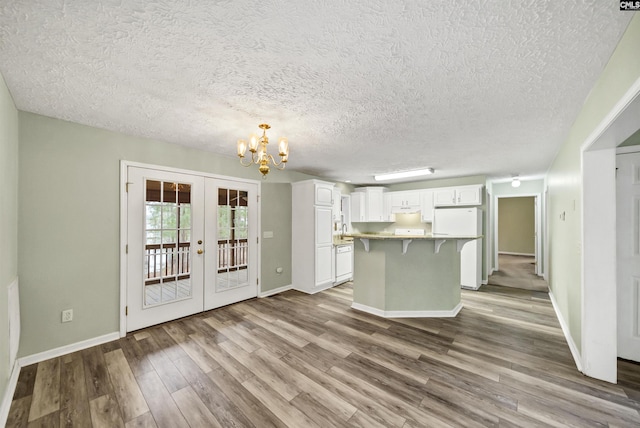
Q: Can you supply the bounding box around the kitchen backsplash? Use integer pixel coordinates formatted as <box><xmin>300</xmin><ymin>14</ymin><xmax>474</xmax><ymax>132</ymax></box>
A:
<box><xmin>351</xmin><ymin>213</ymin><xmax>433</xmax><ymax>234</ymax></box>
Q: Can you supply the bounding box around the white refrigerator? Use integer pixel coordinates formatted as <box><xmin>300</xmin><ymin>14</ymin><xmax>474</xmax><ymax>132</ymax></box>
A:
<box><xmin>433</xmin><ymin>207</ymin><xmax>482</xmax><ymax>290</ymax></box>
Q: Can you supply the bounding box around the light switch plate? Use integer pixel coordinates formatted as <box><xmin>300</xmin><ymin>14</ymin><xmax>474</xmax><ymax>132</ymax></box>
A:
<box><xmin>263</xmin><ymin>231</ymin><xmax>274</xmax><ymax>238</ymax></box>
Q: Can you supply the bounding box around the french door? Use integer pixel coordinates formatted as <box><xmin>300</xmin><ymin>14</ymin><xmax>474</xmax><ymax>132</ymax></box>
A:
<box><xmin>126</xmin><ymin>166</ymin><xmax>258</xmax><ymax>332</ymax></box>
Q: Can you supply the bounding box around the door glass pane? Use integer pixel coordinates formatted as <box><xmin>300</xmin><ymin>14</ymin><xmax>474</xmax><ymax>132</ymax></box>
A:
<box><xmin>217</xmin><ymin>187</ymin><xmax>250</xmax><ymax>292</ymax></box>
<box><xmin>144</xmin><ymin>180</ymin><xmax>193</xmax><ymax>307</ymax></box>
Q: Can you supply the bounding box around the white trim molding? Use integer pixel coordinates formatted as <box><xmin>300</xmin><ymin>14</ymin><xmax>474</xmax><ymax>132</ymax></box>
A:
<box><xmin>578</xmin><ymin>76</ymin><xmax>640</xmax><ymax>383</ymax></box>
<box><xmin>498</xmin><ymin>251</ymin><xmax>535</xmax><ymax>257</ymax></box>
<box><xmin>549</xmin><ymin>290</ymin><xmax>583</xmax><ymax>373</ymax></box>
<box><xmin>259</xmin><ymin>284</ymin><xmax>292</xmax><ymax>298</ymax></box>
<box><xmin>18</xmin><ymin>332</ymin><xmax>120</xmax><ymax>367</ymax></box>
<box><xmin>351</xmin><ymin>302</ymin><xmax>463</xmax><ymax>318</ymax></box>
<box><xmin>292</xmin><ymin>283</ymin><xmax>336</xmax><ymax>295</ymax></box>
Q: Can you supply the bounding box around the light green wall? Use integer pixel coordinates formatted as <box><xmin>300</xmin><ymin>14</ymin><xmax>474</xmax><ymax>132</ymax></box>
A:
<box><xmin>18</xmin><ymin>112</ymin><xmax>313</xmax><ymax>357</ymax></box>
<box><xmin>619</xmin><ymin>127</ymin><xmax>640</xmax><ymax>147</ymax></box>
<box><xmin>0</xmin><ymin>73</ymin><xmax>19</xmax><ymax>414</ymax></box>
<box><xmin>547</xmin><ymin>15</ymin><xmax>640</xmax><ymax>352</ymax></box>
<box><xmin>498</xmin><ymin>197</ymin><xmax>535</xmax><ymax>254</ymax></box>
<box><xmin>387</xmin><ymin>175</ymin><xmax>486</xmax><ymax>191</ymax></box>
<box><xmin>260</xmin><ymin>183</ymin><xmax>292</xmax><ymax>292</ymax></box>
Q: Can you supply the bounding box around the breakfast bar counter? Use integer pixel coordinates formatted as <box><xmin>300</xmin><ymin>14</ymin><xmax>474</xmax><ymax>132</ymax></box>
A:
<box><xmin>346</xmin><ymin>233</ymin><xmax>481</xmax><ymax>318</ymax></box>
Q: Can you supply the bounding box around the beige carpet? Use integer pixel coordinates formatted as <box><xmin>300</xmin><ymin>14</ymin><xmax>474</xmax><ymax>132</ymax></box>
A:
<box><xmin>488</xmin><ymin>254</ymin><xmax>549</xmax><ymax>292</ymax></box>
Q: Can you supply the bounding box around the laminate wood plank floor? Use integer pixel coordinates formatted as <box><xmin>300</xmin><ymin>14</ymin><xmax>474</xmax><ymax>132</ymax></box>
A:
<box><xmin>8</xmin><ymin>283</ymin><xmax>640</xmax><ymax>427</ymax></box>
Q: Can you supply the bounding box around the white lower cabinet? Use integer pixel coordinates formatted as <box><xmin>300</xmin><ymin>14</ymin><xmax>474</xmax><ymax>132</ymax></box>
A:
<box><xmin>292</xmin><ymin>180</ymin><xmax>336</xmax><ymax>294</ymax></box>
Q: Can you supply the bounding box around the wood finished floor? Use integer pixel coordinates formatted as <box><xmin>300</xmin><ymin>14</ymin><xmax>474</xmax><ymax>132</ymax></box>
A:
<box><xmin>488</xmin><ymin>255</ymin><xmax>549</xmax><ymax>292</ymax></box>
<box><xmin>8</xmin><ymin>283</ymin><xmax>640</xmax><ymax>427</ymax></box>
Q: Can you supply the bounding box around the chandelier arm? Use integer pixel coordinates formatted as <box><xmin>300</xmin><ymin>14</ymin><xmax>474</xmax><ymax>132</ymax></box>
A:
<box><xmin>267</xmin><ymin>154</ymin><xmax>287</xmax><ymax>170</ymax></box>
<box><xmin>238</xmin><ymin>156</ymin><xmax>254</xmax><ymax>167</ymax></box>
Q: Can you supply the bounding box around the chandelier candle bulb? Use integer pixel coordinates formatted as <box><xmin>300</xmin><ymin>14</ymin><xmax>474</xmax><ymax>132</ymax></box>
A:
<box><xmin>249</xmin><ymin>134</ymin><xmax>259</xmax><ymax>152</ymax></box>
<box><xmin>278</xmin><ymin>137</ymin><xmax>289</xmax><ymax>157</ymax></box>
<box><xmin>237</xmin><ymin>139</ymin><xmax>247</xmax><ymax>157</ymax></box>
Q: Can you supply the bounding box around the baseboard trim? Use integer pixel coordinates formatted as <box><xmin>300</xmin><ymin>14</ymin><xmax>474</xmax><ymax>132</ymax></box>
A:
<box><xmin>498</xmin><ymin>251</ymin><xmax>535</xmax><ymax>257</ymax></box>
<box><xmin>548</xmin><ymin>290</ymin><xmax>583</xmax><ymax>372</ymax></box>
<box><xmin>293</xmin><ymin>283</ymin><xmax>335</xmax><ymax>295</ymax></box>
<box><xmin>0</xmin><ymin>360</ymin><xmax>21</xmax><ymax>427</ymax></box>
<box><xmin>18</xmin><ymin>332</ymin><xmax>120</xmax><ymax>367</ymax></box>
<box><xmin>351</xmin><ymin>302</ymin><xmax>463</xmax><ymax>318</ymax></box>
<box><xmin>259</xmin><ymin>284</ymin><xmax>292</xmax><ymax>298</ymax></box>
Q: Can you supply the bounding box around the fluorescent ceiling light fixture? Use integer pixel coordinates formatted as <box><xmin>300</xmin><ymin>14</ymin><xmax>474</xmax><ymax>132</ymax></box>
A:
<box><xmin>374</xmin><ymin>168</ymin><xmax>435</xmax><ymax>181</ymax></box>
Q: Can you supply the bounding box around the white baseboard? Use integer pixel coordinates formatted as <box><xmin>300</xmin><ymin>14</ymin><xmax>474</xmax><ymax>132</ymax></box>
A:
<box><xmin>293</xmin><ymin>283</ymin><xmax>336</xmax><ymax>295</ymax></box>
<box><xmin>18</xmin><ymin>331</ymin><xmax>120</xmax><ymax>367</ymax></box>
<box><xmin>498</xmin><ymin>251</ymin><xmax>535</xmax><ymax>257</ymax></box>
<box><xmin>351</xmin><ymin>302</ymin><xmax>463</xmax><ymax>318</ymax></box>
<box><xmin>0</xmin><ymin>360</ymin><xmax>21</xmax><ymax>428</ymax></box>
<box><xmin>259</xmin><ymin>284</ymin><xmax>292</xmax><ymax>298</ymax></box>
<box><xmin>548</xmin><ymin>290</ymin><xmax>583</xmax><ymax>372</ymax></box>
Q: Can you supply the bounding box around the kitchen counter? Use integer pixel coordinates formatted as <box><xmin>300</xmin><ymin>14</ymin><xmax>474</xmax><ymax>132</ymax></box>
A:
<box><xmin>333</xmin><ymin>236</ymin><xmax>355</xmax><ymax>245</ymax></box>
<box><xmin>347</xmin><ymin>233</ymin><xmax>481</xmax><ymax>239</ymax></box>
<box><xmin>346</xmin><ymin>233</ymin><xmax>482</xmax><ymax>254</ymax></box>
<box><xmin>348</xmin><ymin>234</ymin><xmax>481</xmax><ymax>318</ymax></box>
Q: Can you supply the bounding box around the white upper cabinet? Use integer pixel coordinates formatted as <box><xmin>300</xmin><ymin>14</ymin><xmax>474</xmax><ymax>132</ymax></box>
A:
<box><xmin>351</xmin><ymin>184</ymin><xmax>482</xmax><ymax>222</ymax></box>
<box><xmin>315</xmin><ymin>182</ymin><xmax>334</xmax><ymax>206</ymax></box>
<box><xmin>350</xmin><ymin>192</ymin><xmax>366</xmax><ymax>222</ymax></box>
<box><xmin>433</xmin><ymin>185</ymin><xmax>483</xmax><ymax>207</ymax></box>
<box><xmin>389</xmin><ymin>190</ymin><xmax>421</xmax><ymax>213</ymax></box>
<box><xmin>332</xmin><ymin>187</ymin><xmax>342</xmax><ymax>222</ymax></box>
<box><xmin>350</xmin><ymin>187</ymin><xmax>390</xmax><ymax>222</ymax></box>
<box><xmin>420</xmin><ymin>190</ymin><xmax>435</xmax><ymax>222</ymax></box>
<box><xmin>457</xmin><ymin>185</ymin><xmax>483</xmax><ymax>205</ymax></box>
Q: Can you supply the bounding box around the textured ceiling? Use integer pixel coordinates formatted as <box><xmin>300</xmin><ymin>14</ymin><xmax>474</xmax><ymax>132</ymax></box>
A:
<box><xmin>0</xmin><ymin>1</ymin><xmax>633</xmax><ymax>184</ymax></box>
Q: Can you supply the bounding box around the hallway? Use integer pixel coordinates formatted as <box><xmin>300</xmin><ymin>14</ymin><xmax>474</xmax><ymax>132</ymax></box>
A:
<box><xmin>488</xmin><ymin>254</ymin><xmax>548</xmax><ymax>292</ymax></box>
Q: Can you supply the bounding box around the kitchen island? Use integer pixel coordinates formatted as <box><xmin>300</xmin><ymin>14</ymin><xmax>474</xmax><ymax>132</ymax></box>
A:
<box><xmin>347</xmin><ymin>233</ymin><xmax>481</xmax><ymax>318</ymax></box>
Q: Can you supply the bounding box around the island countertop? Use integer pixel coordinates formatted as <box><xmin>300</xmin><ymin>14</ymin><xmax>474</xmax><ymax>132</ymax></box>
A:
<box><xmin>346</xmin><ymin>233</ymin><xmax>482</xmax><ymax>240</ymax></box>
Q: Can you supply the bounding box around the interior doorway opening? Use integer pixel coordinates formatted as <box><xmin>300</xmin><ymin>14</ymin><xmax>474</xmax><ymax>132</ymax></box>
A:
<box><xmin>493</xmin><ymin>194</ymin><xmax>542</xmax><ymax>276</ymax></box>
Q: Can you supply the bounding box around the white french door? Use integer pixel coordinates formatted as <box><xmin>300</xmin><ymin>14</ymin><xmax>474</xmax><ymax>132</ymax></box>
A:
<box><xmin>204</xmin><ymin>179</ymin><xmax>259</xmax><ymax>311</ymax></box>
<box><xmin>126</xmin><ymin>166</ymin><xmax>258</xmax><ymax>332</ymax></box>
<box><xmin>617</xmin><ymin>151</ymin><xmax>640</xmax><ymax>362</ymax></box>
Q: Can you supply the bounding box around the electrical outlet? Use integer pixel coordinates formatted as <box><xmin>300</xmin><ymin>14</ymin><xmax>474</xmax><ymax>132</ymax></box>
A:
<box><xmin>62</xmin><ymin>309</ymin><xmax>73</xmax><ymax>323</ymax></box>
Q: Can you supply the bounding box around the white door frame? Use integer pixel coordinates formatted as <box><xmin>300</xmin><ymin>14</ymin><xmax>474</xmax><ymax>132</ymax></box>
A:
<box><xmin>493</xmin><ymin>193</ymin><xmax>542</xmax><ymax>275</ymax></box>
<box><xmin>119</xmin><ymin>161</ymin><xmax>261</xmax><ymax>337</ymax></box>
<box><xmin>579</xmin><ymin>76</ymin><xmax>640</xmax><ymax>383</ymax></box>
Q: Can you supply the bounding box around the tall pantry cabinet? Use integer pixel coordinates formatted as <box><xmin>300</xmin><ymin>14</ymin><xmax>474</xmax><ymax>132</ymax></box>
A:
<box><xmin>292</xmin><ymin>180</ymin><xmax>335</xmax><ymax>293</ymax></box>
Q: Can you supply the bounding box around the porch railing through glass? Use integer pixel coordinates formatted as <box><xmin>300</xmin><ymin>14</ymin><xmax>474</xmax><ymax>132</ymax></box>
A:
<box><xmin>144</xmin><ymin>240</ymin><xmax>248</xmax><ymax>285</ymax></box>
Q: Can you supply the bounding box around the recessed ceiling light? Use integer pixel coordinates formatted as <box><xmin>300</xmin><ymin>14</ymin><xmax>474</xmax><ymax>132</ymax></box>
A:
<box><xmin>345</xmin><ymin>180</ymin><xmax>351</xmax><ymax>183</ymax></box>
<box><xmin>374</xmin><ymin>168</ymin><xmax>435</xmax><ymax>181</ymax></box>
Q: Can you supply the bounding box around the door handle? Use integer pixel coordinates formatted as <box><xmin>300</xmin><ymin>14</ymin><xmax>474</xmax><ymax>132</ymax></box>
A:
<box><xmin>197</xmin><ymin>249</ymin><xmax>204</xmax><ymax>254</ymax></box>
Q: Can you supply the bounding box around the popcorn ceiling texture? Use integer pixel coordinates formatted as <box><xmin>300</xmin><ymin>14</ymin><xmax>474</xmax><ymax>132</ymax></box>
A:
<box><xmin>0</xmin><ymin>1</ymin><xmax>632</xmax><ymax>183</ymax></box>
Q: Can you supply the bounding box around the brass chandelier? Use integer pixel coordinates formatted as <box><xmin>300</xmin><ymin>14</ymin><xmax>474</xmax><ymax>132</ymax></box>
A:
<box><xmin>236</xmin><ymin>123</ymin><xmax>289</xmax><ymax>178</ymax></box>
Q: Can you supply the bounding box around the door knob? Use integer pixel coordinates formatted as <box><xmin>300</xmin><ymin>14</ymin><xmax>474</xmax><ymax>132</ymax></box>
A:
<box><xmin>197</xmin><ymin>249</ymin><xmax>203</xmax><ymax>254</ymax></box>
